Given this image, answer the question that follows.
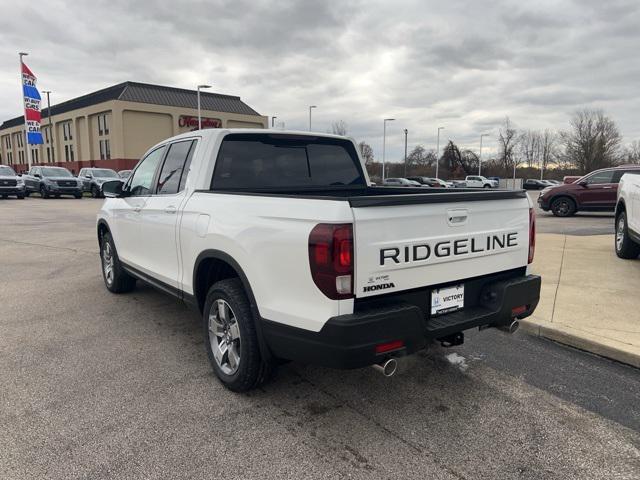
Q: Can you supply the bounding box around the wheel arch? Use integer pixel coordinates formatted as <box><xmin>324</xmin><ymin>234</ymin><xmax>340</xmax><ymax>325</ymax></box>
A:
<box><xmin>615</xmin><ymin>199</ymin><xmax>626</xmax><ymax>219</ymax></box>
<box><xmin>193</xmin><ymin>249</ymin><xmax>272</xmax><ymax>361</ymax></box>
<box><xmin>549</xmin><ymin>193</ymin><xmax>578</xmax><ymax>212</ymax></box>
<box><xmin>97</xmin><ymin>219</ymin><xmax>111</xmax><ymax>246</ymax></box>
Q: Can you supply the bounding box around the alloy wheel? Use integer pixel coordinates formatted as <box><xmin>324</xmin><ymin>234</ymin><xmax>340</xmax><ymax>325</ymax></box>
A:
<box><xmin>208</xmin><ymin>299</ymin><xmax>241</xmax><ymax>375</ymax></box>
<box><xmin>616</xmin><ymin>215</ymin><xmax>625</xmax><ymax>252</ymax></box>
<box><xmin>102</xmin><ymin>241</ymin><xmax>114</xmax><ymax>286</ymax></box>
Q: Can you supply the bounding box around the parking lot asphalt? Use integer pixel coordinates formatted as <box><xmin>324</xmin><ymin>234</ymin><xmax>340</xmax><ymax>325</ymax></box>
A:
<box><xmin>1</xmin><ymin>197</ymin><xmax>639</xmax><ymax>480</ymax></box>
<box><xmin>528</xmin><ymin>191</ymin><xmax>614</xmax><ymax>236</ymax></box>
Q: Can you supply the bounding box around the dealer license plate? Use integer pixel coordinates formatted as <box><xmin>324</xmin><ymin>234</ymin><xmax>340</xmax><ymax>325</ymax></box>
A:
<box><xmin>431</xmin><ymin>284</ymin><xmax>464</xmax><ymax>316</ymax></box>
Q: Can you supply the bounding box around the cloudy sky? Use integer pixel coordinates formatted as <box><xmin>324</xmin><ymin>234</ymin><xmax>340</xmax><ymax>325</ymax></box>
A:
<box><xmin>1</xmin><ymin>0</ymin><xmax>639</xmax><ymax>161</ymax></box>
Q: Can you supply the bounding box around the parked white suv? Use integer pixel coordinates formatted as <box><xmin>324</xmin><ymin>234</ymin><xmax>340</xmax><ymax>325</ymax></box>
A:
<box><xmin>465</xmin><ymin>175</ymin><xmax>498</xmax><ymax>188</ymax></box>
<box><xmin>615</xmin><ymin>173</ymin><xmax>640</xmax><ymax>259</ymax></box>
<box><xmin>97</xmin><ymin>129</ymin><xmax>540</xmax><ymax>391</ymax></box>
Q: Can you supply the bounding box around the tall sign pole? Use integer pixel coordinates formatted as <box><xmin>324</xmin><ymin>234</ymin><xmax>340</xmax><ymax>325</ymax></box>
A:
<box><xmin>19</xmin><ymin>52</ymin><xmax>33</xmax><ymax>170</ymax></box>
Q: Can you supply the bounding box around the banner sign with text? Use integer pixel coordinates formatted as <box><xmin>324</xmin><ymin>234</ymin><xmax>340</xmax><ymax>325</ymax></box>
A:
<box><xmin>21</xmin><ymin>62</ymin><xmax>43</xmax><ymax>144</ymax></box>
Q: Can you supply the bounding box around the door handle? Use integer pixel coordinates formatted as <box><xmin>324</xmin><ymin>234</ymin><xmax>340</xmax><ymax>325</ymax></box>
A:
<box><xmin>164</xmin><ymin>206</ymin><xmax>177</xmax><ymax>214</ymax></box>
<box><xmin>602</xmin><ymin>186</ymin><xmax>613</xmax><ymax>189</ymax></box>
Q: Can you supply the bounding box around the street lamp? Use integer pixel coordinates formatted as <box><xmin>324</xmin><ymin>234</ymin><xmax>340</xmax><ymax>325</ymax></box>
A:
<box><xmin>435</xmin><ymin>126</ymin><xmax>445</xmax><ymax>179</ymax></box>
<box><xmin>196</xmin><ymin>84</ymin><xmax>211</xmax><ymax>130</ymax></box>
<box><xmin>382</xmin><ymin>118</ymin><xmax>395</xmax><ymax>183</ymax></box>
<box><xmin>272</xmin><ymin>116</ymin><xmax>277</xmax><ymax>128</ymax></box>
<box><xmin>42</xmin><ymin>90</ymin><xmax>54</xmax><ymax>162</ymax></box>
<box><xmin>403</xmin><ymin>128</ymin><xmax>408</xmax><ymax>177</ymax></box>
<box><xmin>478</xmin><ymin>133</ymin><xmax>489</xmax><ymax>176</ymax></box>
<box><xmin>308</xmin><ymin>106</ymin><xmax>317</xmax><ymax>130</ymax></box>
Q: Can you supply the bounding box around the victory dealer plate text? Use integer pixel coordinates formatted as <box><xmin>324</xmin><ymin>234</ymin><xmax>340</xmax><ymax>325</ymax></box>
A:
<box><xmin>431</xmin><ymin>284</ymin><xmax>464</xmax><ymax>316</ymax></box>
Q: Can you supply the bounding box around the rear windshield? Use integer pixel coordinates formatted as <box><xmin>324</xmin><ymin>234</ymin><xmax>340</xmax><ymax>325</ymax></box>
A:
<box><xmin>42</xmin><ymin>167</ymin><xmax>72</xmax><ymax>177</ymax></box>
<box><xmin>211</xmin><ymin>134</ymin><xmax>365</xmax><ymax>190</ymax></box>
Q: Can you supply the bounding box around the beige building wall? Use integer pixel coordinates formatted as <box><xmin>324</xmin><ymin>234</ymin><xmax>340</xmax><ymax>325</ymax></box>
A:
<box><xmin>0</xmin><ymin>97</ymin><xmax>267</xmax><ymax>170</ymax></box>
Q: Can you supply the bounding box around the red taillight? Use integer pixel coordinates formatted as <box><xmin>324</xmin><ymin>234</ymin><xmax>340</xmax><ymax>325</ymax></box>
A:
<box><xmin>309</xmin><ymin>223</ymin><xmax>354</xmax><ymax>300</ymax></box>
<box><xmin>375</xmin><ymin>340</ymin><xmax>405</xmax><ymax>354</ymax></box>
<box><xmin>512</xmin><ymin>305</ymin><xmax>528</xmax><ymax>317</ymax></box>
<box><xmin>528</xmin><ymin>207</ymin><xmax>536</xmax><ymax>264</ymax></box>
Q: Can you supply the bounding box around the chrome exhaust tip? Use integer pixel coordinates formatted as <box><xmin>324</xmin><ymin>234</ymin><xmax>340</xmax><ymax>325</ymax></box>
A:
<box><xmin>372</xmin><ymin>358</ymin><xmax>398</xmax><ymax>377</ymax></box>
<box><xmin>497</xmin><ymin>320</ymin><xmax>520</xmax><ymax>334</ymax></box>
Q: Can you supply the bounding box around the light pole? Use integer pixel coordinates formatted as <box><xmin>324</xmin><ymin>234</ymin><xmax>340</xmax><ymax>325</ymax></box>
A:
<box><xmin>19</xmin><ymin>52</ymin><xmax>33</xmax><ymax>169</ymax></box>
<box><xmin>435</xmin><ymin>126</ymin><xmax>444</xmax><ymax>179</ymax></box>
<box><xmin>272</xmin><ymin>116</ymin><xmax>277</xmax><ymax>128</ymax></box>
<box><xmin>308</xmin><ymin>105</ymin><xmax>316</xmax><ymax>130</ymax></box>
<box><xmin>403</xmin><ymin>128</ymin><xmax>408</xmax><ymax>177</ymax></box>
<box><xmin>382</xmin><ymin>118</ymin><xmax>395</xmax><ymax>183</ymax></box>
<box><xmin>478</xmin><ymin>133</ymin><xmax>489</xmax><ymax>176</ymax></box>
<box><xmin>196</xmin><ymin>84</ymin><xmax>211</xmax><ymax>130</ymax></box>
<box><xmin>42</xmin><ymin>90</ymin><xmax>54</xmax><ymax>162</ymax></box>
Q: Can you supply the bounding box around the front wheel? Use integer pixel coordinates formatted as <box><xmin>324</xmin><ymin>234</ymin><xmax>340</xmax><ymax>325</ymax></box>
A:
<box><xmin>75</xmin><ymin>193</ymin><xmax>83</xmax><ymax>199</ymax></box>
<box><xmin>483</xmin><ymin>184</ymin><xmax>490</xmax><ymax>189</ymax></box>
<box><xmin>91</xmin><ymin>185</ymin><xmax>101</xmax><ymax>198</ymax></box>
<box><xmin>100</xmin><ymin>232</ymin><xmax>136</xmax><ymax>293</ymax></box>
<box><xmin>40</xmin><ymin>185</ymin><xmax>49</xmax><ymax>199</ymax></box>
<box><xmin>17</xmin><ymin>193</ymin><xmax>25</xmax><ymax>199</ymax></box>
<box><xmin>204</xmin><ymin>279</ymin><xmax>273</xmax><ymax>392</ymax></box>
<box><xmin>551</xmin><ymin>197</ymin><xmax>576</xmax><ymax>217</ymax></box>
<box><xmin>615</xmin><ymin>212</ymin><xmax>640</xmax><ymax>259</ymax></box>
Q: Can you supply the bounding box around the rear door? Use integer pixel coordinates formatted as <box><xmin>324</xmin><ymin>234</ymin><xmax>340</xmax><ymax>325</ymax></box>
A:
<box><xmin>137</xmin><ymin>139</ymin><xmax>197</xmax><ymax>287</ymax></box>
<box><xmin>352</xmin><ymin>194</ymin><xmax>530</xmax><ymax>298</ymax></box>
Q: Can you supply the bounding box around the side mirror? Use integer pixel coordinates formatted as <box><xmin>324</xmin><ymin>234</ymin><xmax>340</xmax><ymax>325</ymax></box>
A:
<box><xmin>102</xmin><ymin>180</ymin><xmax>125</xmax><ymax>198</ymax></box>
<box><xmin>34</xmin><ymin>173</ymin><xmax>41</xmax><ymax>178</ymax></box>
<box><xmin>578</xmin><ymin>180</ymin><xmax>588</xmax><ymax>187</ymax></box>
<box><xmin>85</xmin><ymin>174</ymin><xmax>93</xmax><ymax>179</ymax></box>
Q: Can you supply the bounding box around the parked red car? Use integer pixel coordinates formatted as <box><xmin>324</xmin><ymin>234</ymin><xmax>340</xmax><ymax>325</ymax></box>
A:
<box><xmin>539</xmin><ymin>166</ymin><xmax>640</xmax><ymax>217</ymax></box>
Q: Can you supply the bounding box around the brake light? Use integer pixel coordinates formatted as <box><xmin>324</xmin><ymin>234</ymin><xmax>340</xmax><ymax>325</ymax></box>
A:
<box><xmin>375</xmin><ymin>340</ymin><xmax>405</xmax><ymax>354</ymax></box>
<box><xmin>528</xmin><ymin>207</ymin><xmax>536</xmax><ymax>264</ymax></box>
<box><xmin>309</xmin><ymin>223</ymin><xmax>354</xmax><ymax>300</ymax></box>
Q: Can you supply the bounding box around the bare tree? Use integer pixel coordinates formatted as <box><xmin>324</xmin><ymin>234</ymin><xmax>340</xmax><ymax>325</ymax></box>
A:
<box><xmin>358</xmin><ymin>141</ymin><xmax>374</xmax><ymax>166</ymax></box>
<box><xmin>460</xmin><ymin>150</ymin><xmax>479</xmax><ymax>175</ymax></box>
<box><xmin>623</xmin><ymin>140</ymin><xmax>640</xmax><ymax>164</ymax></box>
<box><xmin>561</xmin><ymin>109</ymin><xmax>622</xmax><ymax>174</ymax></box>
<box><xmin>519</xmin><ymin>130</ymin><xmax>541</xmax><ymax>168</ymax></box>
<box><xmin>331</xmin><ymin>120</ymin><xmax>348</xmax><ymax>136</ymax></box>
<box><xmin>539</xmin><ymin>129</ymin><xmax>559</xmax><ymax>175</ymax></box>
<box><xmin>497</xmin><ymin>117</ymin><xmax>520</xmax><ymax>176</ymax></box>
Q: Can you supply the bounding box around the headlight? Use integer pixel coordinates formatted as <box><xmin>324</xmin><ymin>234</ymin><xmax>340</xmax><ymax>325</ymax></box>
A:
<box><xmin>16</xmin><ymin>177</ymin><xmax>24</xmax><ymax>185</ymax></box>
<box><xmin>77</xmin><ymin>180</ymin><xmax>83</xmax><ymax>187</ymax></box>
<box><xmin>540</xmin><ymin>187</ymin><xmax>552</xmax><ymax>195</ymax></box>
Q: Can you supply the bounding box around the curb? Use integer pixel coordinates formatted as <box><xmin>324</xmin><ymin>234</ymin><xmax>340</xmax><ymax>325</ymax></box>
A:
<box><xmin>520</xmin><ymin>319</ymin><xmax>640</xmax><ymax>369</ymax></box>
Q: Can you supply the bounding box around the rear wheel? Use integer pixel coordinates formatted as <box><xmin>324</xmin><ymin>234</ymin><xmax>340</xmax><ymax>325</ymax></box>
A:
<box><xmin>204</xmin><ymin>278</ymin><xmax>273</xmax><ymax>392</ymax></box>
<box><xmin>100</xmin><ymin>232</ymin><xmax>136</xmax><ymax>293</ymax></box>
<box><xmin>75</xmin><ymin>193</ymin><xmax>82</xmax><ymax>199</ymax></box>
<box><xmin>17</xmin><ymin>193</ymin><xmax>25</xmax><ymax>199</ymax></box>
<box><xmin>551</xmin><ymin>197</ymin><xmax>576</xmax><ymax>217</ymax></box>
<box><xmin>615</xmin><ymin>211</ymin><xmax>640</xmax><ymax>259</ymax></box>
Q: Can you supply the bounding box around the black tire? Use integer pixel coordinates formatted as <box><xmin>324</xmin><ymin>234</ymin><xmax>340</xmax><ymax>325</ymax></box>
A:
<box><xmin>100</xmin><ymin>232</ymin><xmax>136</xmax><ymax>293</ymax></box>
<box><xmin>54</xmin><ymin>194</ymin><xmax>60</xmax><ymax>198</ymax></box>
<box><xmin>204</xmin><ymin>278</ymin><xmax>273</xmax><ymax>392</ymax></box>
<box><xmin>75</xmin><ymin>193</ymin><xmax>83</xmax><ymax>199</ymax></box>
<box><xmin>551</xmin><ymin>196</ymin><xmax>576</xmax><ymax>217</ymax></box>
<box><xmin>17</xmin><ymin>193</ymin><xmax>25</xmax><ymax>199</ymax></box>
<box><xmin>1</xmin><ymin>195</ymin><xmax>7</xmax><ymax>199</ymax></box>
<box><xmin>40</xmin><ymin>185</ymin><xmax>49</xmax><ymax>199</ymax></box>
<box><xmin>615</xmin><ymin>211</ymin><xmax>640</xmax><ymax>259</ymax></box>
<box><xmin>91</xmin><ymin>185</ymin><xmax>101</xmax><ymax>198</ymax></box>
<box><xmin>483</xmin><ymin>184</ymin><xmax>490</xmax><ymax>189</ymax></box>
<box><xmin>24</xmin><ymin>191</ymin><xmax>30</xmax><ymax>197</ymax></box>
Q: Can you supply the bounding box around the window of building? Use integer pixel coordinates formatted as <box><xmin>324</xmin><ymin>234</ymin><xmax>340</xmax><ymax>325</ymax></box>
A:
<box><xmin>7</xmin><ymin>152</ymin><xmax>12</xmax><ymax>164</ymax></box>
<box><xmin>62</xmin><ymin>122</ymin><xmax>72</xmax><ymax>141</ymax></box>
<box><xmin>32</xmin><ymin>149</ymin><xmax>38</xmax><ymax>163</ymax></box>
<box><xmin>97</xmin><ymin>113</ymin><xmax>110</xmax><ymax>137</ymax></box>
<box><xmin>69</xmin><ymin>144</ymin><xmax>74</xmax><ymax>162</ymax></box>
<box><xmin>46</xmin><ymin>147</ymin><xmax>51</xmax><ymax>163</ymax></box>
<box><xmin>65</xmin><ymin>145</ymin><xmax>69</xmax><ymax>162</ymax></box>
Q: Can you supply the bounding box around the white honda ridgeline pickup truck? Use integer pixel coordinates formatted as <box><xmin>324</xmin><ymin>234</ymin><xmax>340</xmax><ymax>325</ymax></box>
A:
<box><xmin>97</xmin><ymin>129</ymin><xmax>540</xmax><ymax>391</ymax></box>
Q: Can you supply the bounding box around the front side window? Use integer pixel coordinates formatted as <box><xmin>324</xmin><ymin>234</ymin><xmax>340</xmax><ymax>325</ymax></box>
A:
<box><xmin>156</xmin><ymin>140</ymin><xmax>196</xmax><ymax>195</ymax></box>
<box><xmin>211</xmin><ymin>134</ymin><xmax>364</xmax><ymax>190</ymax></box>
<box><xmin>128</xmin><ymin>146</ymin><xmax>166</xmax><ymax>196</ymax></box>
<box><xmin>585</xmin><ymin>170</ymin><xmax>614</xmax><ymax>185</ymax></box>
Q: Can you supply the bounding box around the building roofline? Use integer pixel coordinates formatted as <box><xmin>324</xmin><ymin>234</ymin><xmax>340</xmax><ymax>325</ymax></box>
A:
<box><xmin>1</xmin><ymin>81</ymin><xmax>261</xmax><ymax>131</ymax></box>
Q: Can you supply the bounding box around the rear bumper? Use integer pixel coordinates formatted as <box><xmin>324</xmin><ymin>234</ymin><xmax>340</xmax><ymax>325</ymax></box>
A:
<box><xmin>262</xmin><ymin>274</ymin><xmax>541</xmax><ymax>369</ymax></box>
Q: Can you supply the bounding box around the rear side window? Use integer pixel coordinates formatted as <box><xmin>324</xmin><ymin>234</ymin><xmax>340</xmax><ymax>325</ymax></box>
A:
<box><xmin>156</xmin><ymin>140</ymin><xmax>196</xmax><ymax>194</ymax></box>
<box><xmin>211</xmin><ymin>134</ymin><xmax>365</xmax><ymax>190</ymax></box>
<box><xmin>586</xmin><ymin>170</ymin><xmax>614</xmax><ymax>184</ymax></box>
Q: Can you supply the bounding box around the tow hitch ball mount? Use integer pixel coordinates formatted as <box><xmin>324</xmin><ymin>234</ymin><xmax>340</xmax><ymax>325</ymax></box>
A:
<box><xmin>439</xmin><ymin>332</ymin><xmax>464</xmax><ymax>347</ymax></box>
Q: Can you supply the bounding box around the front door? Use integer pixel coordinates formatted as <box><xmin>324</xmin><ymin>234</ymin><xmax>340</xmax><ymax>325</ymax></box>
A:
<box><xmin>574</xmin><ymin>169</ymin><xmax>616</xmax><ymax>209</ymax></box>
<box><xmin>137</xmin><ymin>139</ymin><xmax>196</xmax><ymax>288</ymax></box>
<box><xmin>112</xmin><ymin>146</ymin><xmax>166</xmax><ymax>267</ymax></box>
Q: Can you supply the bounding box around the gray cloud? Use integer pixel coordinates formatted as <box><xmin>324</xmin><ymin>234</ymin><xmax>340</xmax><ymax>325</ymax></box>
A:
<box><xmin>1</xmin><ymin>0</ymin><xmax>639</xmax><ymax>160</ymax></box>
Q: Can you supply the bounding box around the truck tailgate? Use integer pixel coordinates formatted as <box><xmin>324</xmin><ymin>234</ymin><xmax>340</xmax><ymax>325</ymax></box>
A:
<box><xmin>351</xmin><ymin>195</ymin><xmax>530</xmax><ymax>298</ymax></box>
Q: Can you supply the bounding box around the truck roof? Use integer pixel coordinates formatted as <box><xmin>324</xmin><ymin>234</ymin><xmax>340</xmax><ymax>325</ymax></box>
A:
<box><xmin>166</xmin><ymin>128</ymin><xmax>353</xmax><ymax>143</ymax></box>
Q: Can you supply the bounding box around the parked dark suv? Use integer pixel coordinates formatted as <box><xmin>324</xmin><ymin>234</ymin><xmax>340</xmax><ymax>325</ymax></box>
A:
<box><xmin>78</xmin><ymin>168</ymin><xmax>123</xmax><ymax>198</ymax></box>
<box><xmin>0</xmin><ymin>165</ymin><xmax>26</xmax><ymax>199</ymax></box>
<box><xmin>538</xmin><ymin>165</ymin><xmax>640</xmax><ymax>217</ymax></box>
<box><xmin>23</xmin><ymin>166</ymin><xmax>83</xmax><ymax>199</ymax></box>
